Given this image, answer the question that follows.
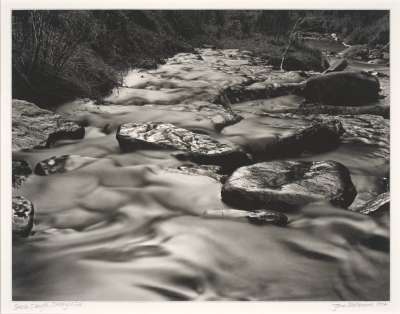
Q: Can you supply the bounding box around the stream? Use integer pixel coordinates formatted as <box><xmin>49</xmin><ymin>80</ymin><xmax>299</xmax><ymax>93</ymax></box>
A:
<box><xmin>12</xmin><ymin>45</ymin><xmax>390</xmax><ymax>301</ymax></box>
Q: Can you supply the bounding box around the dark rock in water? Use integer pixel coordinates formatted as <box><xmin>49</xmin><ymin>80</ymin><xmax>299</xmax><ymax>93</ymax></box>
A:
<box><xmin>12</xmin><ymin>196</ymin><xmax>34</xmax><ymax>237</ymax></box>
<box><xmin>323</xmin><ymin>58</ymin><xmax>348</xmax><ymax>74</ymax></box>
<box><xmin>271</xmin><ymin>103</ymin><xmax>389</xmax><ymax>119</ymax></box>
<box><xmin>12</xmin><ymin>159</ymin><xmax>32</xmax><ymax>189</ymax></box>
<box><xmin>221</xmin><ymin>160</ymin><xmax>357</xmax><ymax>210</ymax></box>
<box><xmin>202</xmin><ymin>208</ymin><xmax>288</xmax><ymax>226</ymax></box>
<box><xmin>300</xmin><ymin>71</ymin><xmax>380</xmax><ymax>105</ymax></box>
<box><xmin>35</xmin><ymin>155</ymin><xmax>98</xmax><ymax>176</ymax></box>
<box><xmin>340</xmin><ymin>45</ymin><xmax>369</xmax><ymax>60</ymax></box>
<box><xmin>12</xmin><ymin>99</ymin><xmax>85</xmax><ymax>151</ymax></box>
<box><xmin>170</xmin><ymin>164</ymin><xmax>226</xmax><ymax>182</ymax></box>
<box><xmin>116</xmin><ymin>122</ymin><xmax>251</xmax><ymax>172</ymax></box>
<box><xmin>359</xmin><ymin>192</ymin><xmax>389</xmax><ymax>217</ymax></box>
<box><xmin>263</xmin><ymin>120</ymin><xmax>344</xmax><ymax>159</ymax></box>
<box><xmin>269</xmin><ymin>53</ymin><xmax>329</xmax><ymax>72</ymax></box>
<box><xmin>247</xmin><ymin>210</ymin><xmax>288</xmax><ymax>226</ymax></box>
<box><xmin>217</xmin><ymin>82</ymin><xmax>304</xmax><ymax>105</ymax></box>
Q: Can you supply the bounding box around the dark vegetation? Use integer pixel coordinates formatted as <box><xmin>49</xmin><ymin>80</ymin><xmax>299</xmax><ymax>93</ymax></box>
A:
<box><xmin>12</xmin><ymin>10</ymin><xmax>389</xmax><ymax>106</ymax></box>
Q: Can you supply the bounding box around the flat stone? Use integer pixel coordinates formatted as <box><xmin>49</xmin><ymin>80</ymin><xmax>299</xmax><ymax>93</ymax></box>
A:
<box><xmin>12</xmin><ymin>195</ymin><xmax>34</xmax><ymax>237</ymax></box>
<box><xmin>116</xmin><ymin>122</ymin><xmax>251</xmax><ymax>172</ymax></box>
<box><xmin>34</xmin><ymin>155</ymin><xmax>98</xmax><ymax>176</ymax></box>
<box><xmin>12</xmin><ymin>99</ymin><xmax>85</xmax><ymax>151</ymax></box>
<box><xmin>221</xmin><ymin>160</ymin><xmax>357</xmax><ymax>210</ymax></box>
<box><xmin>359</xmin><ymin>192</ymin><xmax>389</xmax><ymax>217</ymax></box>
<box><xmin>12</xmin><ymin>159</ymin><xmax>32</xmax><ymax>189</ymax></box>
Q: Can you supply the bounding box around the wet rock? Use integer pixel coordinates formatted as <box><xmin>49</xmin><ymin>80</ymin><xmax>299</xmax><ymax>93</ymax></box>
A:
<box><xmin>12</xmin><ymin>99</ymin><xmax>85</xmax><ymax>151</ymax></box>
<box><xmin>247</xmin><ymin>210</ymin><xmax>288</xmax><ymax>226</ymax></box>
<box><xmin>367</xmin><ymin>59</ymin><xmax>387</xmax><ymax>65</ymax></box>
<box><xmin>116</xmin><ymin>122</ymin><xmax>251</xmax><ymax>172</ymax></box>
<box><xmin>340</xmin><ymin>45</ymin><xmax>369</xmax><ymax>60</ymax></box>
<box><xmin>202</xmin><ymin>209</ymin><xmax>288</xmax><ymax>226</ymax></box>
<box><xmin>12</xmin><ymin>159</ymin><xmax>32</xmax><ymax>189</ymax></box>
<box><xmin>221</xmin><ymin>160</ymin><xmax>357</xmax><ymax>210</ymax></box>
<box><xmin>271</xmin><ymin>103</ymin><xmax>389</xmax><ymax>119</ymax></box>
<box><xmin>263</xmin><ymin>120</ymin><xmax>344</xmax><ymax>160</ymax></box>
<box><xmin>211</xmin><ymin>109</ymin><xmax>243</xmax><ymax>131</ymax></box>
<box><xmin>269</xmin><ymin>52</ymin><xmax>329</xmax><ymax>72</ymax></box>
<box><xmin>300</xmin><ymin>71</ymin><xmax>380</xmax><ymax>105</ymax></box>
<box><xmin>218</xmin><ymin>82</ymin><xmax>304</xmax><ymax>105</ymax></box>
<box><xmin>323</xmin><ymin>58</ymin><xmax>348</xmax><ymax>74</ymax></box>
<box><xmin>34</xmin><ymin>155</ymin><xmax>98</xmax><ymax>176</ymax></box>
<box><xmin>359</xmin><ymin>192</ymin><xmax>389</xmax><ymax>217</ymax></box>
<box><xmin>12</xmin><ymin>195</ymin><xmax>34</xmax><ymax>237</ymax></box>
<box><xmin>168</xmin><ymin>164</ymin><xmax>225</xmax><ymax>182</ymax></box>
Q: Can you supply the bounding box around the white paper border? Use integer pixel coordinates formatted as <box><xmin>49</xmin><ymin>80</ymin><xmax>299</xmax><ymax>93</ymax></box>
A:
<box><xmin>1</xmin><ymin>1</ymin><xmax>399</xmax><ymax>313</ymax></box>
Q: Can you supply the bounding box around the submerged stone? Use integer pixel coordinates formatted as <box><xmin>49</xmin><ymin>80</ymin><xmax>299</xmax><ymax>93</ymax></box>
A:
<box><xmin>202</xmin><ymin>209</ymin><xmax>288</xmax><ymax>226</ymax></box>
<box><xmin>34</xmin><ymin>155</ymin><xmax>98</xmax><ymax>176</ymax></box>
<box><xmin>246</xmin><ymin>210</ymin><xmax>288</xmax><ymax>226</ymax></box>
<box><xmin>12</xmin><ymin>195</ymin><xmax>34</xmax><ymax>237</ymax></box>
<box><xmin>12</xmin><ymin>159</ymin><xmax>32</xmax><ymax>189</ymax></box>
<box><xmin>263</xmin><ymin>119</ymin><xmax>344</xmax><ymax>159</ymax></box>
<box><xmin>359</xmin><ymin>192</ymin><xmax>389</xmax><ymax>217</ymax></box>
<box><xmin>12</xmin><ymin>99</ymin><xmax>84</xmax><ymax>151</ymax></box>
<box><xmin>116</xmin><ymin>122</ymin><xmax>251</xmax><ymax>171</ymax></box>
<box><xmin>300</xmin><ymin>71</ymin><xmax>380</xmax><ymax>105</ymax></box>
<box><xmin>221</xmin><ymin>160</ymin><xmax>357</xmax><ymax>210</ymax></box>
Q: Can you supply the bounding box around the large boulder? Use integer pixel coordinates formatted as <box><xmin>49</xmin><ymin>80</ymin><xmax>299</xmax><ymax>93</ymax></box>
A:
<box><xmin>262</xmin><ymin>120</ymin><xmax>344</xmax><ymax>160</ymax></box>
<box><xmin>116</xmin><ymin>122</ymin><xmax>251</xmax><ymax>172</ymax></box>
<box><xmin>300</xmin><ymin>71</ymin><xmax>380</xmax><ymax>105</ymax></box>
<box><xmin>12</xmin><ymin>195</ymin><xmax>34</xmax><ymax>237</ymax></box>
<box><xmin>221</xmin><ymin>160</ymin><xmax>357</xmax><ymax>210</ymax></box>
<box><xmin>12</xmin><ymin>99</ymin><xmax>85</xmax><ymax>151</ymax></box>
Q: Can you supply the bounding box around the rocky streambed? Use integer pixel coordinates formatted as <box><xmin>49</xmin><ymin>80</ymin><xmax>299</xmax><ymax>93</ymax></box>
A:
<box><xmin>12</xmin><ymin>47</ymin><xmax>389</xmax><ymax>301</ymax></box>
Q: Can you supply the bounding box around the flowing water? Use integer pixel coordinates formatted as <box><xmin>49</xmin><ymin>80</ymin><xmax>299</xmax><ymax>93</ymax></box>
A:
<box><xmin>12</xmin><ymin>47</ymin><xmax>389</xmax><ymax>301</ymax></box>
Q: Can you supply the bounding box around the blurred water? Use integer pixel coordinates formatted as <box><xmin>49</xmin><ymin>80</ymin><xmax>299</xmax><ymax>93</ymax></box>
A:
<box><xmin>13</xmin><ymin>48</ymin><xmax>389</xmax><ymax>301</ymax></box>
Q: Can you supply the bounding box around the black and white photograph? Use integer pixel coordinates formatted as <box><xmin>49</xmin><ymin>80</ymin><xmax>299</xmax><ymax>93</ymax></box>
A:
<box><xmin>1</xmin><ymin>1</ymin><xmax>399</xmax><ymax>313</ymax></box>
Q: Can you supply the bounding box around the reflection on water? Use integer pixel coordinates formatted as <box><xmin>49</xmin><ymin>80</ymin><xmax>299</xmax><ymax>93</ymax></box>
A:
<box><xmin>13</xmin><ymin>48</ymin><xmax>389</xmax><ymax>301</ymax></box>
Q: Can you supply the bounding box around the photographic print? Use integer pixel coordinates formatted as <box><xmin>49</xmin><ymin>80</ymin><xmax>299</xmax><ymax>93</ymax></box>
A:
<box><xmin>6</xmin><ymin>7</ymin><xmax>391</xmax><ymax>304</ymax></box>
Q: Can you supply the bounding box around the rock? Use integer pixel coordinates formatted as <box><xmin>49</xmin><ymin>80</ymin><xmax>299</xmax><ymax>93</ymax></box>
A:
<box><xmin>12</xmin><ymin>159</ymin><xmax>32</xmax><ymax>189</ymax></box>
<box><xmin>269</xmin><ymin>52</ymin><xmax>329</xmax><ymax>72</ymax></box>
<box><xmin>167</xmin><ymin>164</ymin><xmax>225</xmax><ymax>182</ymax></box>
<box><xmin>34</xmin><ymin>155</ymin><xmax>98</xmax><ymax>176</ymax></box>
<box><xmin>300</xmin><ymin>71</ymin><xmax>380</xmax><ymax>105</ymax></box>
<box><xmin>211</xmin><ymin>113</ymin><xmax>243</xmax><ymax>132</ymax></box>
<box><xmin>340</xmin><ymin>45</ymin><xmax>369</xmax><ymax>60</ymax></box>
<box><xmin>323</xmin><ymin>58</ymin><xmax>348</xmax><ymax>74</ymax></box>
<box><xmin>12</xmin><ymin>99</ymin><xmax>84</xmax><ymax>151</ymax></box>
<box><xmin>359</xmin><ymin>192</ymin><xmax>389</xmax><ymax>217</ymax></box>
<box><xmin>262</xmin><ymin>120</ymin><xmax>344</xmax><ymax>159</ymax></box>
<box><xmin>367</xmin><ymin>59</ymin><xmax>387</xmax><ymax>65</ymax></box>
<box><xmin>246</xmin><ymin>210</ymin><xmax>288</xmax><ymax>226</ymax></box>
<box><xmin>269</xmin><ymin>104</ymin><xmax>389</xmax><ymax>119</ymax></box>
<box><xmin>116</xmin><ymin>122</ymin><xmax>251</xmax><ymax>172</ymax></box>
<box><xmin>12</xmin><ymin>195</ymin><xmax>34</xmax><ymax>237</ymax></box>
<box><xmin>221</xmin><ymin>160</ymin><xmax>357</xmax><ymax>210</ymax></box>
<box><xmin>218</xmin><ymin>82</ymin><xmax>304</xmax><ymax>105</ymax></box>
<box><xmin>202</xmin><ymin>209</ymin><xmax>288</xmax><ymax>226</ymax></box>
